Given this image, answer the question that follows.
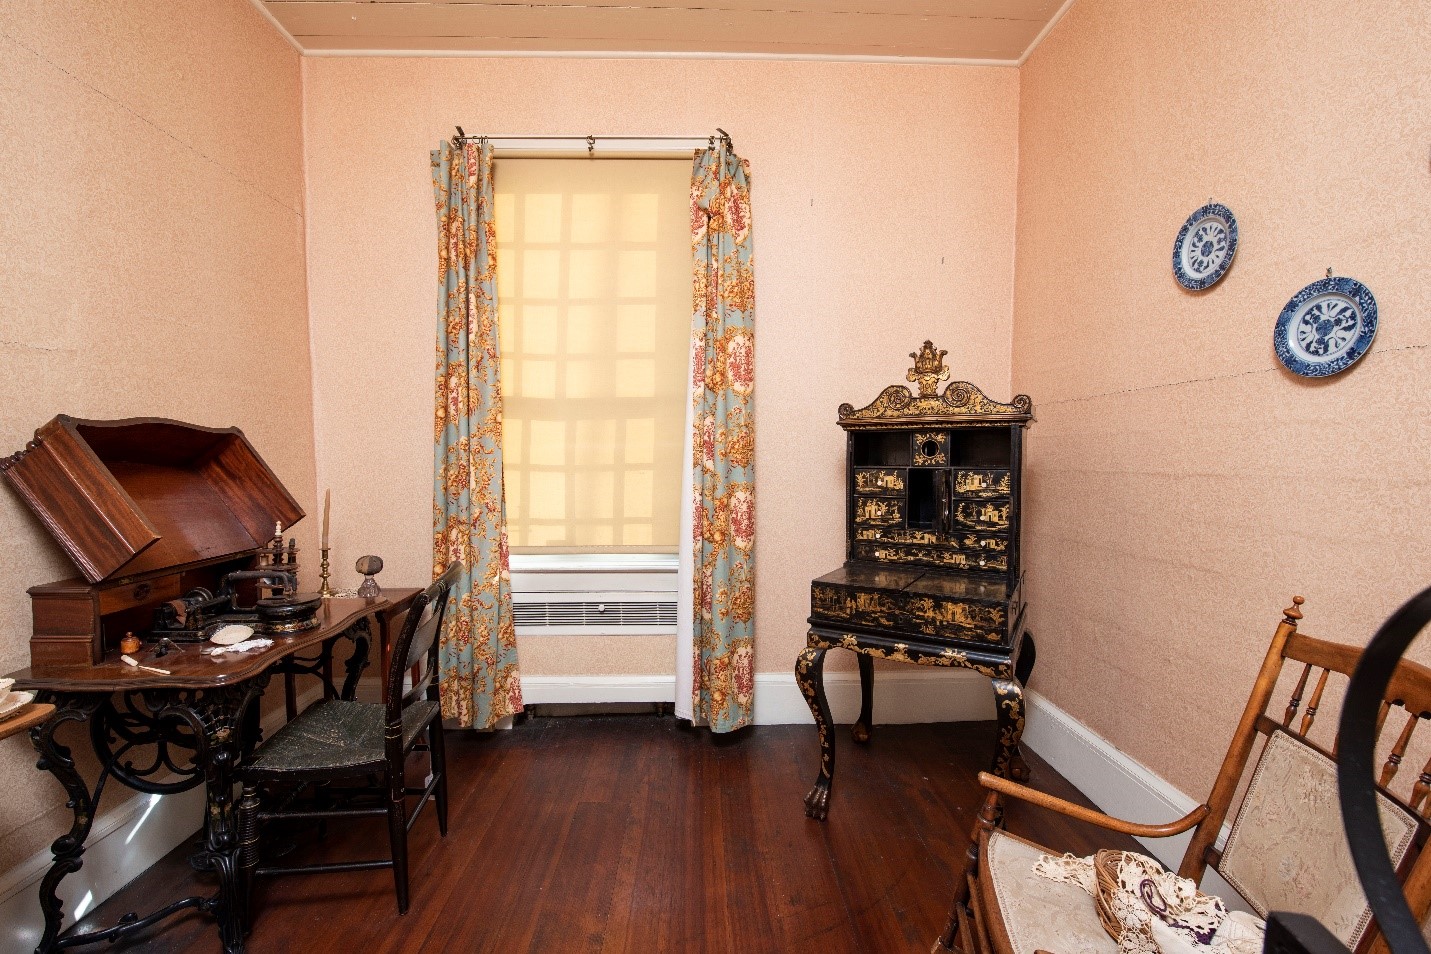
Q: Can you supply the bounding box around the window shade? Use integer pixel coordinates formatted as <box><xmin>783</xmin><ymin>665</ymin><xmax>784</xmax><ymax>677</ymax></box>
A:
<box><xmin>495</xmin><ymin>158</ymin><xmax>690</xmax><ymax>553</ymax></box>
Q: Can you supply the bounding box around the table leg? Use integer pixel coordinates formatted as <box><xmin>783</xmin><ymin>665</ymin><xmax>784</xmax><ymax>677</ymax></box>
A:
<box><xmin>989</xmin><ymin>676</ymin><xmax>1029</xmax><ymax>782</ymax></box>
<box><xmin>852</xmin><ymin>652</ymin><xmax>875</xmax><ymax>743</ymax></box>
<box><xmin>30</xmin><ymin>694</ymin><xmax>105</xmax><ymax>953</ymax></box>
<box><xmin>796</xmin><ymin>646</ymin><xmax>835</xmax><ymax>820</ymax></box>
<box><xmin>159</xmin><ymin>682</ymin><xmax>267</xmax><ymax>953</ymax></box>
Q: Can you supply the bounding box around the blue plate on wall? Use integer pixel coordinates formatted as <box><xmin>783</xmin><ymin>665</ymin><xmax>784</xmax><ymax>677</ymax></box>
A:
<box><xmin>1274</xmin><ymin>276</ymin><xmax>1378</xmax><ymax>378</ymax></box>
<box><xmin>1172</xmin><ymin>202</ymin><xmax>1238</xmax><ymax>290</ymax></box>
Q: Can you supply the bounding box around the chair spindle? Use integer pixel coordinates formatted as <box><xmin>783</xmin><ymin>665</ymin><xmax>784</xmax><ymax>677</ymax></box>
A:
<box><xmin>1410</xmin><ymin>754</ymin><xmax>1431</xmax><ymax>811</ymax></box>
<box><xmin>1284</xmin><ymin>663</ymin><xmax>1313</xmax><ymax>726</ymax></box>
<box><xmin>1380</xmin><ymin>711</ymin><xmax>1421</xmax><ymax>787</ymax></box>
<box><xmin>1298</xmin><ymin>669</ymin><xmax>1330</xmax><ymax>736</ymax></box>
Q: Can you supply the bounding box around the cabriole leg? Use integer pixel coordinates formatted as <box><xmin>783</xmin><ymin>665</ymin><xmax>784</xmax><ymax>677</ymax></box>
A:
<box><xmin>29</xmin><ymin>694</ymin><xmax>105</xmax><ymax>954</ymax></box>
<box><xmin>852</xmin><ymin>652</ymin><xmax>874</xmax><ymax>743</ymax></box>
<box><xmin>989</xmin><ymin>677</ymin><xmax>1029</xmax><ymax>783</ymax></box>
<box><xmin>796</xmin><ymin>646</ymin><xmax>835</xmax><ymax>820</ymax></box>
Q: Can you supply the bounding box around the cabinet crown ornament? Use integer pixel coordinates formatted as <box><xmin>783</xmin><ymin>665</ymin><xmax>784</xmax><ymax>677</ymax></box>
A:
<box><xmin>837</xmin><ymin>341</ymin><xmax>1033</xmax><ymax>429</ymax></box>
<box><xmin>907</xmin><ymin>340</ymin><xmax>950</xmax><ymax>397</ymax></box>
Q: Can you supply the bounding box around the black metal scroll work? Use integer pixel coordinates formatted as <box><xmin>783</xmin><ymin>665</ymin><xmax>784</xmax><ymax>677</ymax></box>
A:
<box><xmin>1337</xmin><ymin>585</ymin><xmax>1431</xmax><ymax>954</ymax></box>
<box><xmin>29</xmin><ymin>679</ymin><xmax>269</xmax><ymax>953</ymax></box>
<box><xmin>268</xmin><ymin>616</ymin><xmax>372</xmax><ymax>708</ymax></box>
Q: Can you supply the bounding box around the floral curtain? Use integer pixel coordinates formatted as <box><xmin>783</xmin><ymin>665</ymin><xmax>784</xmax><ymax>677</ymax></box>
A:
<box><xmin>430</xmin><ymin>139</ymin><xmax>523</xmax><ymax>729</ymax></box>
<box><xmin>686</xmin><ymin>146</ymin><xmax>756</xmax><ymax>733</ymax></box>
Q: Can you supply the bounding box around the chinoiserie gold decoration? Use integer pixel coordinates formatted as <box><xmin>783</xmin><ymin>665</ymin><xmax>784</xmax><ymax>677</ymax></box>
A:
<box><xmin>908</xmin><ymin>340</ymin><xmax>950</xmax><ymax>396</ymax></box>
<box><xmin>837</xmin><ymin>340</ymin><xmax>1033</xmax><ymax>428</ymax></box>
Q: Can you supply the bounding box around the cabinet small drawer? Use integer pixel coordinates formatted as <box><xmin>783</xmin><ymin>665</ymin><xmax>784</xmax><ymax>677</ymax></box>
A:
<box><xmin>98</xmin><ymin>574</ymin><xmax>183</xmax><ymax>612</ymax></box>
<box><xmin>854</xmin><ymin>497</ymin><xmax>903</xmax><ymax>527</ymax></box>
<box><xmin>853</xmin><ymin>541</ymin><xmax>1008</xmax><ymax>573</ymax></box>
<box><xmin>951</xmin><ymin>469</ymin><xmax>1010</xmax><ymax>498</ymax></box>
<box><xmin>97</xmin><ymin>575</ymin><xmax>180</xmax><ymax>615</ymax></box>
<box><xmin>950</xmin><ymin>499</ymin><xmax>1010</xmax><ymax>532</ymax></box>
<box><xmin>853</xmin><ymin>468</ymin><xmax>905</xmax><ymax>496</ymax></box>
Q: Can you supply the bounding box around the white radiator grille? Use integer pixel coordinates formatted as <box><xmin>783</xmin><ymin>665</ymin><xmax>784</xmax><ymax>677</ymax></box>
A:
<box><xmin>509</xmin><ymin>557</ymin><xmax>679</xmax><ymax>637</ymax></box>
<box><xmin>512</xmin><ymin>600</ymin><xmax>677</xmax><ymax>629</ymax></box>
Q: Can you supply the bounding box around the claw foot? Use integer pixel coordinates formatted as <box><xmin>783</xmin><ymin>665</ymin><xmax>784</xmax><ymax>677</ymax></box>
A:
<box><xmin>804</xmin><ymin>784</ymin><xmax>830</xmax><ymax>820</ymax></box>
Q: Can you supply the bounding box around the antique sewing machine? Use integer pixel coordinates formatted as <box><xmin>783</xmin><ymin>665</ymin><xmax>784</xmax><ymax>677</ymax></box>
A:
<box><xmin>797</xmin><ymin>341</ymin><xmax>1036</xmax><ymax>819</ymax></box>
<box><xmin>1</xmin><ymin>415</ymin><xmax>315</xmax><ymax>665</ymax></box>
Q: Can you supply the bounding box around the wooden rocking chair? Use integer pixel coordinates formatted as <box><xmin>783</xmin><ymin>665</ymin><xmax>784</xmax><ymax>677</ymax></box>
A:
<box><xmin>935</xmin><ymin>597</ymin><xmax>1431</xmax><ymax>954</ymax></box>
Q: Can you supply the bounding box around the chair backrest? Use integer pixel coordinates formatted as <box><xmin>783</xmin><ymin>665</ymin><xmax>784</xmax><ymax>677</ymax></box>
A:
<box><xmin>383</xmin><ymin>562</ymin><xmax>463</xmax><ymax>727</ymax></box>
<box><xmin>1177</xmin><ymin>598</ymin><xmax>1431</xmax><ymax>954</ymax></box>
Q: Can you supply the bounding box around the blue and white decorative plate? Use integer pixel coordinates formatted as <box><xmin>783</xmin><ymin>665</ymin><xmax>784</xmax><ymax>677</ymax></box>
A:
<box><xmin>1172</xmin><ymin>202</ymin><xmax>1238</xmax><ymax>290</ymax></box>
<box><xmin>1274</xmin><ymin>276</ymin><xmax>1378</xmax><ymax>378</ymax></box>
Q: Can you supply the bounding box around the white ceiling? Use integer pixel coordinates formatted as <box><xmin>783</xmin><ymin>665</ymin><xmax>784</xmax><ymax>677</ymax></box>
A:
<box><xmin>257</xmin><ymin>0</ymin><xmax>1074</xmax><ymax>63</ymax></box>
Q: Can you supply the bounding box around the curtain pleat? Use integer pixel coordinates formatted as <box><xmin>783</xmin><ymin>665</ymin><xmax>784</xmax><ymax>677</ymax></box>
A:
<box><xmin>430</xmin><ymin>139</ymin><xmax>523</xmax><ymax>729</ymax></box>
<box><xmin>686</xmin><ymin>147</ymin><xmax>756</xmax><ymax>733</ymax></box>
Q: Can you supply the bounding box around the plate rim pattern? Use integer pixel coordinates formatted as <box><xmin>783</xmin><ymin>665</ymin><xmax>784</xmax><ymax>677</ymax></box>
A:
<box><xmin>1273</xmin><ymin>275</ymin><xmax>1379</xmax><ymax>378</ymax></box>
<box><xmin>1173</xmin><ymin>201</ymin><xmax>1239</xmax><ymax>291</ymax></box>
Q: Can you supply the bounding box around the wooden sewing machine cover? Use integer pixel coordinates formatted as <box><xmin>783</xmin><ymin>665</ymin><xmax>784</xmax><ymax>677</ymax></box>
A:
<box><xmin>1</xmin><ymin>415</ymin><xmax>304</xmax><ymax>666</ymax></box>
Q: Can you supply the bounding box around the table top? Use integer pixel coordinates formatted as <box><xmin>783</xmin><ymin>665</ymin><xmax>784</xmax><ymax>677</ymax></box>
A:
<box><xmin>6</xmin><ymin>591</ymin><xmax>420</xmax><ymax>693</ymax></box>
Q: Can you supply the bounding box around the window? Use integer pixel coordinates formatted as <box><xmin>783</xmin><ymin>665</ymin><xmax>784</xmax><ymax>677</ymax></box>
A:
<box><xmin>495</xmin><ymin>158</ymin><xmax>690</xmax><ymax>554</ymax></box>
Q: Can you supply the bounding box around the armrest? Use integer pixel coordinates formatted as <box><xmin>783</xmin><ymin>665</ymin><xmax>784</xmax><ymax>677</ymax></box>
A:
<box><xmin>977</xmin><ymin>771</ymin><xmax>1209</xmax><ymax>838</ymax></box>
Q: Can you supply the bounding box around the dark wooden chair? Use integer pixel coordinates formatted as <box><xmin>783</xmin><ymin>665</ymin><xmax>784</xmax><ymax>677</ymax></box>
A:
<box><xmin>935</xmin><ymin>597</ymin><xmax>1431</xmax><ymax>954</ymax></box>
<box><xmin>237</xmin><ymin>563</ymin><xmax>463</xmax><ymax>915</ymax></box>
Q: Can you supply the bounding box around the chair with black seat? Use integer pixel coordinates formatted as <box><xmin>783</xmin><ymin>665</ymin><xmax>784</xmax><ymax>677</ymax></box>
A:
<box><xmin>237</xmin><ymin>563</ymin><xmax>462</xmax><ymax>916</ymax></box>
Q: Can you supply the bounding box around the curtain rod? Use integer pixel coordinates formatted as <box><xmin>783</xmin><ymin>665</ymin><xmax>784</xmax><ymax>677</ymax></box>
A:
<box><xmin>453</xmin><ymin>127</ymin><xmax>733</xmax><ymax>154</ymax></box>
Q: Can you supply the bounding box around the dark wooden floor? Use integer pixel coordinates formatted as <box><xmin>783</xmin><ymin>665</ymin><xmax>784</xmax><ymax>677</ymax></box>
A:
<box><xmin>74</xmin><ymin>715</ymin><xmax>1134</xmax><ymax>953</ymax></box>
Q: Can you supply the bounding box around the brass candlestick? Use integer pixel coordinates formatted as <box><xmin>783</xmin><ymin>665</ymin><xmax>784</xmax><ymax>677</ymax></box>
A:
<box><xmin>319</xmin><ymin>546</ymin><xmax>334</xmax><ymax>598</ymax></box>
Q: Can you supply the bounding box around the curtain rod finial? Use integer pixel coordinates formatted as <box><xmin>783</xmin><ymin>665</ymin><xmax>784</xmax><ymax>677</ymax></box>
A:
<box><xmin>455</xmin><ymin>125</ymin><xmax>466</xmax><ymax>141</ymax></box>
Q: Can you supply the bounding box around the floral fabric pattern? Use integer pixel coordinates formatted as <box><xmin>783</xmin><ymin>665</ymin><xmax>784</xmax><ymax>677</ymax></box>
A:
<box><xmin>430</xmin><ymin>139</ymin><xmax>523</xmax><ymax>729</ymax></box>
<box><xmin>688</xmin><ymin>147</ymin><xmax>755</xmax><ymax>733</ymax></box>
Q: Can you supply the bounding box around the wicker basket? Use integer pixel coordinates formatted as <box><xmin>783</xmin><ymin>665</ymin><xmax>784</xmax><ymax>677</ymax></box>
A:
<box><xmin>1092</xmin><ymin>850</ymin><xmax>1154</xmax><ymax>949</ymax></box>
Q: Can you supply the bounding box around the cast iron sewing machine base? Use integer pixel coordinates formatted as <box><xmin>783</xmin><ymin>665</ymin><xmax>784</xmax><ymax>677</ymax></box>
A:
<box><xmin>25</xmin><ymin>625</ymin><xmax>369</xmax><ymax>953</ymax></box>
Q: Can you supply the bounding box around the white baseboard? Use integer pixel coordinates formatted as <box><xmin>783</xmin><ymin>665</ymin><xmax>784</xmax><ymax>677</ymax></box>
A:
<box><xmin>0</xmin><ymin>697</ymin><xmax>309</xmax><ymax>950</ymax></box>
<box><xmin>520</xmin><ymin>674</ymin><xmax>676</xmax><ymax>705</ymax></box>
<box><xmin>1022</xmin><ymin>690</ymin><xmax>1247</xmax><ymax>909</ymax></box>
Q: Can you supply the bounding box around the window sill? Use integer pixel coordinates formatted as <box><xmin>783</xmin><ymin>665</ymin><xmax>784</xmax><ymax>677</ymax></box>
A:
<box><xmin>510</xmin><ymin>553</ymin><xmax>677</xmax><ymax>574</ymax></box>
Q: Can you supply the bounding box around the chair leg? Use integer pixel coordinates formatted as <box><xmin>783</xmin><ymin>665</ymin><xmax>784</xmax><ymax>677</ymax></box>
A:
<box><xmin>429</xmin><ymin>721</ymin><xmax>449</xmax><ymax>837</ymax></box>
<box><xmin>387</xmin><ymin>774</ymin><xmax>410</xmax><ymax>915</ymax></box>
<box><xmin>936</xmin><ymin>790</ymin><xmax>1001</xmax><ymax>952</ymax></box>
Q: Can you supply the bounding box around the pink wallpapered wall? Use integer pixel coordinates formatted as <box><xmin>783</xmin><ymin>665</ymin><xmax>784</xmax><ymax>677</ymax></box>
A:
<box><xmin>301</xmin><ymin>57</ymin><xmax>1021</xmax><ymax>679</ymax></box>
<box><xmin>0</xmin><ymin>0</ymin><xmax>314</xmax><ymax>876</ymax></box>
<box><xmin>1012</xmin><ymin>0</ymin><xmax>1431</xmax><ymax>795</ymax></box>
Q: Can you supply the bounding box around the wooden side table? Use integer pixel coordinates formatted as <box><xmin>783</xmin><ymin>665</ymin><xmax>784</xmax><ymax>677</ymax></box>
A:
<box><xmin>0</xmin><ymin>702</ymin><xmax>56</xmax><ymax>742</ymax></box>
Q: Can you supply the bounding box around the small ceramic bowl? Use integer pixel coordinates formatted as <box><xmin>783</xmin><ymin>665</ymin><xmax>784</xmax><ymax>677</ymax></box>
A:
<box><xmin>0</xmin><ymin>677</ymin><xmax>13</xmax><ymax>706</ymax></box>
